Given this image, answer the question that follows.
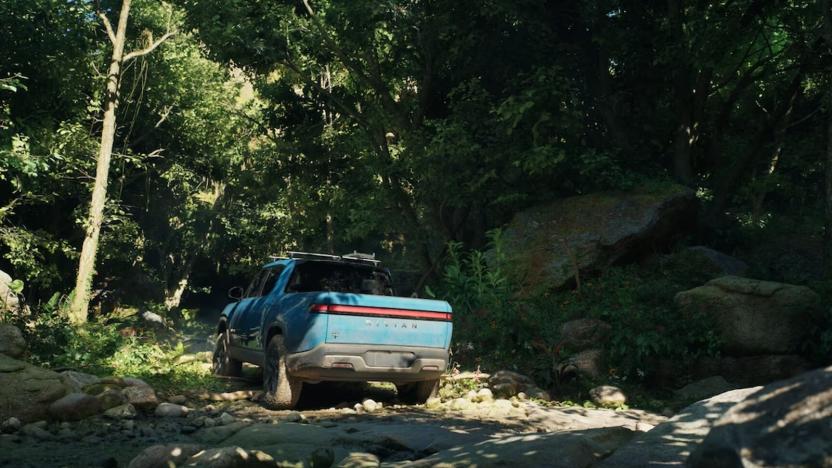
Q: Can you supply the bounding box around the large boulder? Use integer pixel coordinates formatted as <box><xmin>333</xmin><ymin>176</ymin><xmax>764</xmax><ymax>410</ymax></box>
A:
<box><xmin>48</xmin><ymin>392</ymin><xmax>103</xmax><ymax>421</ymax></box>
<box><xmin>689</xmin><ymin>366</ymin><xmax>832</xmax><ymax>468</ymax></box>
<box><xmin>559</xmin><ymin>318</ymin><xmax>610</xmax><ymax>351</ymax></box>
<box><xmin>0</xmin><ymin>324</ymin><xmax>26</xmax><ymax>358</ymax></box>
<box><xmin>675</xmin><ymin>276</ymin><xmax>820</xmax><ymax>355</ymax></box>
<box><xmin>598</xmin><ymin>387</ymin><xmax>761</xmax><ymax>467</ymax></box>
<box><xmin>500</xmin><ymin>184</ymin><xmax>695</xmax><ymax>289</ymax></box>
<box><xmin>691</xmin><ymin>354</ymin><xmax>811</xmax><ymax>387</ymax></box>
<box><xmin>0</xmin><ymin>354</ymin><xmax>70</xmax><ymax>422</ymax></box>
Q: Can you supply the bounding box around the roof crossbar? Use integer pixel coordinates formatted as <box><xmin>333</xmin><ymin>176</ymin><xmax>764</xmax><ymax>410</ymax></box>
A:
<box><xmin>274</xmin><ymin>251</ymin><xmax>382</xmax><ymax>267</ymax></box>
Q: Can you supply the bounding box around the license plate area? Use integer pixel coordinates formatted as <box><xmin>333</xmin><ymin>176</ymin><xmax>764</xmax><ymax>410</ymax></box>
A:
<box><xmin>364</xmin><ymin>350</ymin><xmax>416</xmax><ymax>368</ymax></box>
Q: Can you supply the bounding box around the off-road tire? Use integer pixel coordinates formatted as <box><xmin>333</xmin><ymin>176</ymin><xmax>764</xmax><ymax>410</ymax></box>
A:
<box><xmin>263</xmin><ymin>335</ymin><xmax>302</xmax><ymax>409</ymax></box>
<box><xmin>212</xmin><ymin>330</ymin><xmax>242</xmax><ymax>377</ymax></box>
<box><xmin>396</xmin><ymin>379</ymin><xmax>439</xmax><ymax>405</ymax></box>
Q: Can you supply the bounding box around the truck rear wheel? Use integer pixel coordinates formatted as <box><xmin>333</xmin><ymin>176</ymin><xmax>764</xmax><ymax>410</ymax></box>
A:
<box><xmin>212</xmin><ymin>330</ymin><xmax>242</xmax><ymax>377</ymax></box>
<box><xmin>396</xmin><ymin>379</ymin><xmax>439</xmax><ymax>405</ymax></box>
<box><xmin>263</xmin><ymin>335</ymin><xmax>302</xmax><ymax>409</ymax></box>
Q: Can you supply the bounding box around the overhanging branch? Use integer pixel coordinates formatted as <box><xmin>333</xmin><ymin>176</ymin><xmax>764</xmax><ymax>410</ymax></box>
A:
<box><xmin>123</xmin><ymin>31</ymin><xmax>176</xmax><ymax>62</ymax></box>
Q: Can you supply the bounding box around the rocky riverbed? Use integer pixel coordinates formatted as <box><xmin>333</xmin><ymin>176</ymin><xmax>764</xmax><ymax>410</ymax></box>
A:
<box><xmin>0</xmin><ymin>376</ymin><xmax>667</xmax><ymax>467</ymax></box>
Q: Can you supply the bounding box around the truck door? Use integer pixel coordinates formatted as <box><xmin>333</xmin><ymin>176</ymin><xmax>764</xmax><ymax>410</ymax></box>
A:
<box><xmin>228</xmin><ymin>269</ymin><xmax>267</xmax><ymax>346</ymax></box>
<box><xmin>239</xmin><ymin>265</ymin><xmax>285</xmax><ymax>350</ymax></box>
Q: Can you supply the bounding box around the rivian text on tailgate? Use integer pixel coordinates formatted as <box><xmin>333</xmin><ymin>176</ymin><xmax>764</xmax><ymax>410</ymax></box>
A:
<box><xmin>212</xmin><ymin>251</ymin><xmax>453</xmax><ymax>409</ymax></box>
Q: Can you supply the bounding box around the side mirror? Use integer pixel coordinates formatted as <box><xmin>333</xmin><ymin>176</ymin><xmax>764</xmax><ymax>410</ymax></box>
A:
<box><xmin>228</xmin><ymin>286</ymin><xmax>244</xmax><ymax>301</ymax></box>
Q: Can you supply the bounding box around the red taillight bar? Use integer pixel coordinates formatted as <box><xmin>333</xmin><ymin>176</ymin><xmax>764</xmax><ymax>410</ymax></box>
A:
<box><xmin>310</xmin><ymin>303</ymin><xmax>452</xmax><ymax>321</ymax></box>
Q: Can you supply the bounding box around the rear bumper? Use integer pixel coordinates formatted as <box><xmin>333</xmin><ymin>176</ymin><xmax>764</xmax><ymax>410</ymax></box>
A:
<box><xmin>285</xmin><ymin>343</ymin><xmax>448</xmax><ymax>383</ymax></box>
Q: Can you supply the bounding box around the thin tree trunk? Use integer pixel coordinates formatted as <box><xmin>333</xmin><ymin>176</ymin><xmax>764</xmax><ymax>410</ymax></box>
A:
<box><xmin>824</xmin><ymin>91</ymin><xmax>832</xmax><ymax>275</ymax></box>
<box><xmin>68</xmin><ymin>0</ymin><xmax>132</xmax><ymax>325</ymax></box>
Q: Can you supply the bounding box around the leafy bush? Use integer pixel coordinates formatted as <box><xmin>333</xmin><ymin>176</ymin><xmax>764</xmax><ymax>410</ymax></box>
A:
<box><xmin>433</xmin><ymin>233</ymin><xmax>721</xmax><ymax>387</ymax></box>
<box><xmin>5</xmin><ymin>299</ymin><xmax>220</xmax><ymax>393</ymax></box>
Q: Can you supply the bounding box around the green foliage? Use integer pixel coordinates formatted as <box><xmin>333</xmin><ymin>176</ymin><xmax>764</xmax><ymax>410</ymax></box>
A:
<box><xmin>435</xmin><ymin>234</ymin><xmax>722</xmax><ymax>386</ymax></box>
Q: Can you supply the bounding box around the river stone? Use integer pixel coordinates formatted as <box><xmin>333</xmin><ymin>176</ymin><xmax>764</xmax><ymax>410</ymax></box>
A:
<box><xmin>590</xmin><ymin>385</ymin><xmax>626</xmax><ymax>407</ymax></box>
<box><xmin>104</xmin><ymin>403</ymin><xmax>137</xmax><ymax>419</ymax></box>
<box><xmin>1</xmin><ymin>417</ymin><xmax>21</xmax><ymax>433</ymax></box>
<box><xmin>560</xmin><ymin>348</ymin><xmax>605</xmax><ymax>380</ymax></box>
<box><xmin>155</xmin><ymin>402</ymin><xmax>189</xmax><ymax>417</ymax></box>
<box><xmin>185</xmin><ymin>446</ymin><xmax>276</xmax><ymax>467</ymax></box>
<box><xmin>675</xmin><ymin>276</ymin><xmax>820</xmax><ymax>355</ymax></box>
<box><xmin>0</xmin><ymin>324</ymin><xmax>25</xmax><ymax>358</ymax></box>
<box><xmin>48</xmin><ymin>392</ymin><xmax>102</xmax><ymax>421</ymax></box>
<box><xmin>122</xmin><ymin>384</ymin><xmax>158</xmax><ymax>411</ymax></box>
<box><xmin>597</xmin><ymin>387</ymin><xmax>760</xmax><ymax>467</ymax></box>
<box><xmin>97</xmin><ymin>388</ymin><xmax>127</xmax><ymax>410</ymax></box>
<box><xmin>127</xmin><ymin>443</ymin><xmax>204</xmax><ymax>468</ymax></box>
<box><xmin>499</xmin><ymin>184</ymin><xmax>695</xmax><ymax>290</ymax></box>
<box><xmin>0</xmin><ymin>355</ymin><xmax>69</xmax><ymax>422</ymax></box>
<box><xmin>336</xmin><ymin>452</ymin><xmax>380</xmax><ymax>468</ymax></box>
<box><xmin>689</xmin><ymin>366</ymin><xmax>832</xmax><ymax>468</ymax></box>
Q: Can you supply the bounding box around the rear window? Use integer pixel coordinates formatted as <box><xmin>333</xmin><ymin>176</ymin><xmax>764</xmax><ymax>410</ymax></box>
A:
<box><xmin>286</xmin><ymin>262</ymin><xmax>393</xmax><ymax>295</ymax></box>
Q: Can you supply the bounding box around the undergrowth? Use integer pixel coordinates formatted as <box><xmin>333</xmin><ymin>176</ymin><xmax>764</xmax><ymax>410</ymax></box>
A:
<box><xmin>433</xmin><ymin>230</ymin><xmax>723</xmax><ymax>391</ymax></box>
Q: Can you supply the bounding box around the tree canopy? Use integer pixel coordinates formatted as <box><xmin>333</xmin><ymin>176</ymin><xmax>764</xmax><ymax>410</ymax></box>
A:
<box><xmin>2</xmin><ymin>0</ymin><xmax>832</xmax><ymax>310</ymax></box>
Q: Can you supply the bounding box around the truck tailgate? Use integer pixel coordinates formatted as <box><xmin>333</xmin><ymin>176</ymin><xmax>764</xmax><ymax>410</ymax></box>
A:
<box><xmin>310</xmin><ymin>294</ymin><xmax>452</xmax><ymax>349</ymax></box>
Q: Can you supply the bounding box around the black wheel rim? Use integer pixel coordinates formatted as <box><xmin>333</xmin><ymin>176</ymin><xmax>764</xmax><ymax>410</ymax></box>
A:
<box><xmin>264</xmin><ymin>347</ymin><xmax>278</xmax><ymax>394</ymax></box>
<box><xmin>213</xmin><ymin>335</ymin><xmax>226</xmax><ymax>373</ymax></box>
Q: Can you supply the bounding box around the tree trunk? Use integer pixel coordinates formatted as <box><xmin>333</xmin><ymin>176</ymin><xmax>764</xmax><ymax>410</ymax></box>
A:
<box><xmin>68</xmin><ymin>0</ymin><xmax>132</xmax><ymax>325</ymax></box>
<box><xmin>825</xmin><ymin>90</ymin><xmax>832</xmax><ymax>275</ymax></box>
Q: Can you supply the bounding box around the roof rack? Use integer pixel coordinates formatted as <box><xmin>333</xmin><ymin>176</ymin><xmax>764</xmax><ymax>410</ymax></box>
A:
<box><xmin>277</xmin><ymin>251</ymin><xmax>382</xmax><ymax>267</ymax></box>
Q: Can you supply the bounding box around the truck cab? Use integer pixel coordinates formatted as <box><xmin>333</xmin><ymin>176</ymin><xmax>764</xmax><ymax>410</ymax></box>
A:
<box><xmin>213</xmin><ymin>252</ymin><xmax>453</xmax><ymax>409</ymax></box>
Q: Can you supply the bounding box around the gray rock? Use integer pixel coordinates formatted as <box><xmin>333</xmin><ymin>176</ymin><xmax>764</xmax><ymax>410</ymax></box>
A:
<box><xmin>168</xmin><ymin>394</ymin><xmax>187</xmax><ymax>405</ymax></box>
<box><xmin>488</xmin><ymin>370</ymin><xmax>534</xmax><ymax>398</ymax></box>
<box><xmin>475</xmin><ymin>388</ymin><xmax>493</xmax><ymax>402</ymax></box>
<box><xmin>21</xmin><ymin>422</ymin><xmax>53</xmax><ymax>440</ymax></box>
<box><xmin>140</xmin><ymin>311</ymin><xmax>166</xmax><ymax>328</ymax></box>
<box><xmin>675</xmin><ymin>276</ymin><xmax>821</xmax><ymax>355</ymax></box>
<box><xmin>1</xmin><ymin>417</ymin><xmax>21</xmax><ymax>433</ymax></box>
<box><xmin>122</xmin><ymin>384</ymin><xmax>158</xmax><ymax>411</ymax></box>
<box><xmin>48</xmin><ymin>392</ymin><xmax>102</xmax><ymax>421</ymax></box>
<box><xmin>499</xmin><ymin>185</ymin><xmax>695</xmax><ymax>289</ymax></box>
<box><xmin>0</xmin><ymin>324</ymin><xmax>26</xmax><ymax>358</ymax></box>
<box><xmin>104</xmin><ymin>403</ymin><xmax>137</xmax><ymax>419</ymax></box>
<box><xmin>690</xmin><ymin>366</ymin><xmax>832</xmax><ymax>468</ymax></box>
<box><xmin>449</xmin><ymin>398</ymin><xmax>474</xmax><ymax>411</ymax></box>
<box><xmin>96</xmin><ymin>388</ymin><xmax>126</xmax><ymax>410</ymax></box>
<box><xmin>0</xmin><ymin>355</ymin><xmax>69</xmax><ymax>423</ymax></box>
<box><xmin>219</xmin><ymin>412</ymin><xmax>235</xmax><ymax>426</ymax></box>
<box><xmin>185</xmin><ymin>446</ymin><xmax>276</xmax><ymax>467</ymax></box>
<box><xmin>409</xmin><ymin>426</ymin><xmax>635</xmax><ymax>467</ymax></box>
<box><xmin>154</xmin><ymin>402</ymin><xmax>189</xmax><ymax>417</ymax></box>
<box><xmin>60</xmin><ymin>371</ymin><xmax>101</xmax><ymax>393</ymax></box>
<box><xmin>127</xmin><ymin>443</ymin><xmax>204</xmax><ymax>468</ymax></box>
<box><xmin>361</xmin><ymin>399</ymin><xmax>379</xmax><ymax>413</ymax></box>
<box><xmin>559</xmin><ymin>318</ymin><xmax>611</xmax><ymax>351</ymax></box>
<box><xmin>560</xmin><ymin>348</ymin><xmax>605</xmax><ymax>380</ymax></box>
<box><xmin>597</xmin><ymin>387</ymin><xmax>760</xmax><ymax>467</ymax></box>
<box><xmin>282</xmin><ymin>411</ymin><xmax>304</xmax><ymax>423</ymax></box>
<box><xmin>674</xmin><ymin>376</ymin><xmax>735</xmax><ymax>401</ymax></box>
<box><xmin>686</xmin><ymin>246</ymin><xmax>749</xmax><ymax>276</ymax></box>
<box><xmin>590</xmin><ymin>385</ymin><xmax>626</xmax><ymax>407</ymax></box>
<box><xmin>336</xmin><ymin>452</ymin><xmax>380</xmax><ymax>468</ymax></box>
<box><xmin>122</xmin><ymin>377</ymin><xmax>150</xmax><ymax>388</ymax></box>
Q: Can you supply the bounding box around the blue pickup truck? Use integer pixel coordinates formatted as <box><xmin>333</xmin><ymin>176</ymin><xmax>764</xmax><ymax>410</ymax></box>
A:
<box><xmin>212</xmin><ymin>252</ymin><xmax>453</xmax><ymax>409</ymax></box>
